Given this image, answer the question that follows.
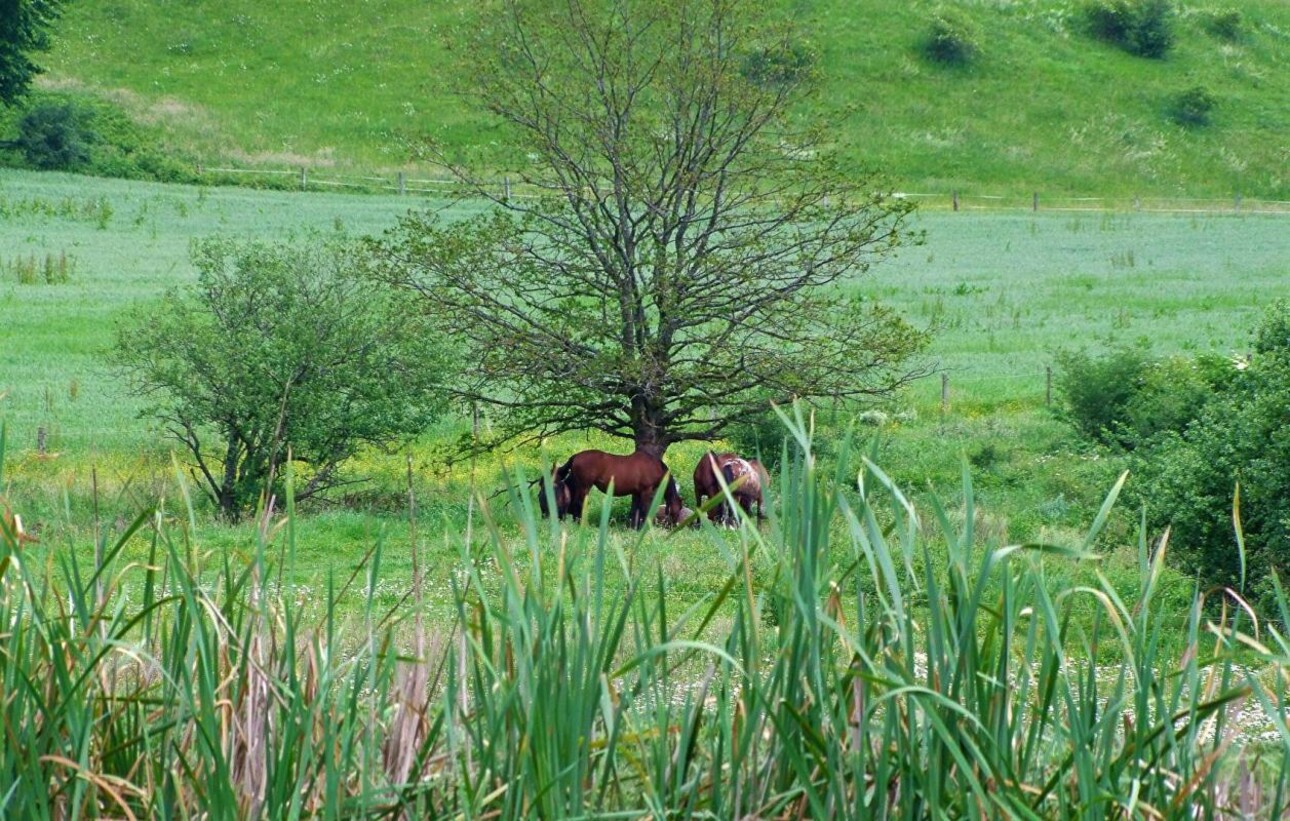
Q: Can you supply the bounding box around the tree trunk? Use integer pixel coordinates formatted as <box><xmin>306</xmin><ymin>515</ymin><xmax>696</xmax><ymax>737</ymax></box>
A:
<box><xmin>631</xmin><ymin>395</ymin><xmax>669</xmax><ymax>458</ymax></box>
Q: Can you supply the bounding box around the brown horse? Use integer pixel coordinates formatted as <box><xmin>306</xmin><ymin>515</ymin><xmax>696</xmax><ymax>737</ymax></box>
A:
<box><xmin>540</xmin><ymin>449</ymin><xmax>684</xmax><ymax>529</ymax></box>
<box><xmin>694</xmin><ymin>451</ymin><xmax>769</xmax><ymax>524</ymax></box>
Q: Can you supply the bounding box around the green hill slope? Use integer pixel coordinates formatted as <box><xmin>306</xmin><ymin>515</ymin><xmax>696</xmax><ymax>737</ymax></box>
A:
<box><xmin>24</xmin><ymin>0</ymin><xmax>1290</xmax><ymax>198</ymax></box>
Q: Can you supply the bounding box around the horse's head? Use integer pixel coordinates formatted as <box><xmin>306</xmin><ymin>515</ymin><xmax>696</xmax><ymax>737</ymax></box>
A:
<box><xmin>538</xmin><ymin>462</ymin><xmax>572</xmax><ymax>518</ymax></box>
<box><xmin>664</xmin><ymin>475</ymin><xmax>684</xmax><ymax>521</ymax></box>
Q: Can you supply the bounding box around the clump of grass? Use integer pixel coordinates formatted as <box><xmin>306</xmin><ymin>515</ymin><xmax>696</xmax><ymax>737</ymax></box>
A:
<box><xmin>4</xmin><ymin>250</ymin><xmax>75</xmax><ymax>284</ymax></box>
<box><xmin>1170</xmin><ymin>85</ymin><xmax>1218</xmax><ymax>127</ymax></box>
<box><xmin>3</xmin><ymin>409</ymin><xmax>1290</xmax><ymax>815</ymax></box>
<box><xmin>919</xmin><ymin>5</ymin><xmax>983</xmax><ymax>66</ymax></box>
<box><xmin>1198</xmin><ymin>7</ymin><xmax>1244</xmax><ymax>41</ymax></box>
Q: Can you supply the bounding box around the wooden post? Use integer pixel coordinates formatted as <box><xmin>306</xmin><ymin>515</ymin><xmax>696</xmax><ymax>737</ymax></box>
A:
<box><xmin>93</xmin><ymin>468</ymin><xmax>104</xmax><ymax>618</ymax></box>
<box><xmin>1032</xmin><ymin>192</ymin><xmax>1039</xmax><ymax>212</ymax></box>
<box><xmin>952</xmin><ymin>190</ymin><xmax>959</xmax><ymax>212</ymax></box>
<box><xmin>1046</xmin><ymin>365</ymin><xmax>1053</xmax><ymax>406</ymax></box>
<box><xmin>397</xmin><ymin>171</ymin><xmax>406</xmax><ymax>196</ymax></box>
<box><xmin>300</xmin><ymin>167</ymin><xmax>308</xmax><ymax>190</ymax></box>
<box><xmin>503</xmin><ymin>176</ymin><xmax>511</xmax><ymax>201</ymax></box>
<box><xmin>941</xmin><ymin>373</ymin><xmax>949</xmax><ymax>415</ymax></box>
<box><xmin>37</xmin><ymin>426</ymin><xmax>46</xmax><ymax>455</ymax></box>
<box><xmin>1235</xmin><ymin>192</ymin><xmax>1242</xmax><ymax>213</ymax></box>
<box><xmin>1133</xmin><ymin>195</ymin><xmax>1141</xmax><ymax>211</ymax></box>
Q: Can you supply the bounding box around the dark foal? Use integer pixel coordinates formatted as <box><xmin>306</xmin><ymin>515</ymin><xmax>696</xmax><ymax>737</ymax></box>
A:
<box><xmin>541</xmin><ymin>449</ymin><xmax>683</xmax><ymax>528</ymax></box>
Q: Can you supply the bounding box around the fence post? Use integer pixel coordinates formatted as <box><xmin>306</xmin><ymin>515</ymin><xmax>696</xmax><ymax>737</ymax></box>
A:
<box><xmin>398</xmin><ymin>171</ymin><xmax>406</xmax><ymax>196</ymax></box>
<box><xmin>300</xmin><ymin>167</ymin><xmax>308</xmax><ymax>190</ymax></box>
<box><xmin>1032</xmin><ymin>192</ymin><xmax>1039</xmax><ymax>212</ymax></box>
<box><xmin>1046</xmin><ymin>365</ymin><xmax>1053</xmax><ymax>406</ymax></box>
<box><xmin>941</xmin><ymin>373</ymin><xmax>949</xmax><ymax>415</ymax></box>
<box><xmin>37</xmin><ymin>426</ymin><xmax>46</xmax><ymax>455</ymax></box>
<box><xmin>504</xmin><ymin>176</ymin><xmax>511</xmax><ymax>201</ymax></box>
<box><xmin>952</xmin><ymin>191</ymin><xmax>959</xmax><ymax>212</ymax></box>
<box><xmin>1235</xmin><ymin>192</ymin><xmax>1242</xmax><ymax>213</ymax></box>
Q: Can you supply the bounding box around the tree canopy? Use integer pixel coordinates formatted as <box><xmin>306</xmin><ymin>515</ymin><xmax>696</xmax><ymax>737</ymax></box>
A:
<box><xmin>376</xmin><ymin>0</ymin><xmax>928</xmax><ymax>456</ymax></box>
<box><xmin>0</xmin><ymin>0</ymin><xmax>65</xmax><ymax>106</ymax></box>
<box><xmin>113</xmin><ymin>235</ymin><xmax>447</xmax><ymax>520</ymax></box>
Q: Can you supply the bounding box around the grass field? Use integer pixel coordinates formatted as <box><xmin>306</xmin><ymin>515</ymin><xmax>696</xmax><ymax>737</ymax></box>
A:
<box><xmin>24</xmin><ymin>0</ymin><xmax>1290</xmax><ymax>198</ymax></box>
<box><xmin>2</xmin><ymin>169</ymin><xmax>1285</xmax><ymax>626</ymax></box>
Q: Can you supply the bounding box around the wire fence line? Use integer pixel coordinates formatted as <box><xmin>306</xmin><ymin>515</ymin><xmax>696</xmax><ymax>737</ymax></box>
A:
<box><xmin>8</xmin><ymin>368</ymin><xmax>1063</xmax><ymax>456</ymax></box>
<box><xmin>192</xmin><ymin>164</ymin><xmax>1290</xmax><ymax>215</ymax></box>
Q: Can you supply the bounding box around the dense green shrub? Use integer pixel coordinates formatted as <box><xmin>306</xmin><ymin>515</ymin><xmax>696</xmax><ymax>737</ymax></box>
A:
<box><xmin>1169</xmin><ymin>85</ymin><xmax>1217</xmax><ymax>127</ymax></box>
<box><xmin>13</xmin><ymin>100</ymin><xmax>93</xmax><ymax>170</ymax></box>
<box><xmin>1198</xmin><ymin>7</ymin><xmax>1243</xmax><ymax>41</ymax></box>
<box><xmin>920</xmin><ymin>6</ymin><xmax>983</xmax><ymax>66</ymax></box>
<box><xmin>1054</xmin><ymin>345</ymin><xmax>1227</xmax><ymax>449</ymax></box>
<box><xmin>1052</xmin><ymin>344</ymin><xmax>1152</xmax><ymax>447</ymax></box>
<box><xmin>1</xmin><ymin>93</ymin><xmax>199</xmax><ymax>182</ymax></box>
<box><xmin>1084</xmin><ymin>0</ymin><xmax>1175</xmax><ymax>58</ymax></box>
<box><xmin>1127</xmin><ymin>302</ymin><xmax>1290</xmax><ymax>608</ymax></box>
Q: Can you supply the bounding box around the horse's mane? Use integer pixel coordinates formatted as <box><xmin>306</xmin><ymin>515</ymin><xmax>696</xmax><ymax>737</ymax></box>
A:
<box><xmin>554</xmin><ymin>456</ymin><xmax>576</xmax><ymax>485</ymax></box>
<box><xmin>664</xmin><ymin>475</ymin><xmax>680</xmax><ymax>503</ymax></box>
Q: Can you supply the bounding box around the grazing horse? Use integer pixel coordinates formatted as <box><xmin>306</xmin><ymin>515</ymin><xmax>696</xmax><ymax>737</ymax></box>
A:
<box><xmin>694</xmin><ymin>451</ymin><xmax>769</xmax><ymax>524</ymax></box>
<box><xmin>720</xmin><ymin>457</ymin><xmax>768</xmax><ymax>523</ymax></box>
<box><xmin>540</xmin><ymin>449</ymin><xmax>684</xmax><ymax>529</ymax></box>
<box><xmin>693</xmin><ymin>451</ymin><xmax>740</xmax><ymax>524</ymax></box>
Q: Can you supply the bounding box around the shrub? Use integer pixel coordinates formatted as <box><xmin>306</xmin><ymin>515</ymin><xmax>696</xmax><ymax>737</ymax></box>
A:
<box><xmin>1084</xmin><ymin>0</ymin><xmax>1175</xmax><ymax>58</ymax></box>
<box><xmin>1053</xmin><ymin>344</ymin><xmax>1151</xmax><ymax>447</ymax></box>
<box><xmin>1055</xmin><ymin>345</ymin><xmax>1228</xmax><ymax>449</ymax></box>
<box><xmin>1</xmin><ymin>93</ymin><xmax>200</xmax><ymax>183</ymax></box>
<box><xmin>920</xmin><ymin>6</ymin><xmax>983</xmax><ymax>66</ymax></box>
<box><xmin>1198</xmin><ymin>7</ymin><xmax>1243</xmax><ymax>41</ymax></box>
<box><xmin>740</xmin><ymin>39</ymin><xmax>816</xmax><ymax>88</ymax></box>
<box><xmin>13</xmin><ymin>100</ymin><xmax>93</xmax><ymax>170</ymax></box>
<box><xmin>1129</xmin><ymin>302</ymin><xmax>1290</xmax><ymax>610</ymax></box>
<box><xmin>1169</xmin><ymin>85</ymin><xmax>1217</xmax><ymax>127</ymax></box>
<box><xmin>111</xmin><ymin>234</ymin><xmax>449</xmax><ymax>520</ymax></box>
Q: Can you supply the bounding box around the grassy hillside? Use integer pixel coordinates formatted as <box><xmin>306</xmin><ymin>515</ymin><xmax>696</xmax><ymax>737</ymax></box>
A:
<box><xmin>27</xmin><ymin>0</ymin><xmax>1290</xmax><ymax>198</ymax></box>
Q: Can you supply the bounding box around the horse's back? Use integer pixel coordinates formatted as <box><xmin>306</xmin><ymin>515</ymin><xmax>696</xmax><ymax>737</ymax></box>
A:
<box><xmin>572</xmin><ymin>448</ymin><xmax>667</xmax><ymax>492</ymax></box>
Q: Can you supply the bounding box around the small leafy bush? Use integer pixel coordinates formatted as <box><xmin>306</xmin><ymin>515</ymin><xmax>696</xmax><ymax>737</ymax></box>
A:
<box><xmin>920</xmin><ymin>6</ymin><xmax>983</xmax><ymax>66</ymax></box>
<box><xmin>13</xmin><ymin>100</ymin><xmax>94</xmax><ymax>170</ymax></box>
<box><xmin>1084</xmin><ymin>0</ymin><xmax>1175</xmax><ymax>58</ymax></box>
<box><xmin>1169</xmin><ymin>85</ymin><xmax>1217</xmax><ymax>127</ymax></box>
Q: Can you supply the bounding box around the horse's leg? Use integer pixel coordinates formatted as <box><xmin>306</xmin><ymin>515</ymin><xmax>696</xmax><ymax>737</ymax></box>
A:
<box><xmin>570</xmin><ymin>484</ymin><xmax>589</xmax><ymax>520</ymax></box>
<box><xmin>628</xmin><ymin>492</ymin><xmax>644</xmax><ymax>529</ymax></box>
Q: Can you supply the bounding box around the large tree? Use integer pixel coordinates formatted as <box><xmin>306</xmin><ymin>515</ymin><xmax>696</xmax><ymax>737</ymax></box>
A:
<box><xmin>0</xmin><ymin>0</ymin><xmax>65</xmax><ymax>107</ymax></box>
<box><xmin>375</xmin><ymin>0</ymin><xmax>928</xmax><ymax>457</ymax></box>
<box><xmin>113</xmin><ymin>235</ymin><xmax>447</xmax><ymax>520</ymax></box>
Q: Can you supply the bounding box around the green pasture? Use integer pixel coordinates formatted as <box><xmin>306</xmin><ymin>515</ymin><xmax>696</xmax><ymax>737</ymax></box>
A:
<box><xmin>31</xmin><ymin>0</ymin><xmax>1290</xmax><ymax>198</ymax></box>
<box><xmin>0</xmin><ymin>169</ymin><xmax>1285</xmax><ymax>626</ymax></box>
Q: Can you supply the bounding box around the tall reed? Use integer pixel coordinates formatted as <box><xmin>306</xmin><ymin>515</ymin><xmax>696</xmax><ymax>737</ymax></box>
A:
<box><xmin>1</xmin><ymin>413</ymin><xmax>1288</xmax><ymax>818</ymax></box>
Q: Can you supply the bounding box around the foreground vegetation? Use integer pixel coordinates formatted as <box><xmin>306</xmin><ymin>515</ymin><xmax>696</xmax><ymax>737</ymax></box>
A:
<box><xmin>8</xmin><ymin>0</ymin><xmax>1287</xmax><ymax>198</ymax></box>
<box><xmin>5</xmin><ymin>412</ymin><xmax>1290</xmax><ymax>817</ymax></box>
